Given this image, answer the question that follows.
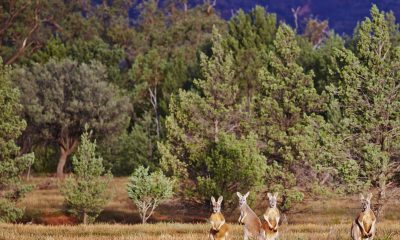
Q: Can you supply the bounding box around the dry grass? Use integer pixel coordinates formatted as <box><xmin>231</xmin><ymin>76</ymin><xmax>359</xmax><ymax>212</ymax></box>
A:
<box><xmin>11</xmin><ymin>177</ymin><xmax>400</xmax><ymax>239</ymax></box>
<box><xmin>0</xmin><ymin>222</ymin><xmax>399</xmax><ymax>240</ymax></box>
<box><xmin>20</xmin><ymin>177</ymin><xmax>209</xmax><ymax>223</ymax></box>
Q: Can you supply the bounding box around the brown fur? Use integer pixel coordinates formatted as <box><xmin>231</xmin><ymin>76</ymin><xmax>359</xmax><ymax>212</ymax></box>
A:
<box><xmin>351</xmin><ymin>193</ymin><xmax>376</xmax><ymax>240</ymax></box>
<box><xmin>237</xmin><ymin>192</ymin><xmax>265</xmax><ymax>240</ymax></box>
<box><xmin>209</xmin><ymin>223</ymin><xmax>229</xmax><ymax>240</ymax></box>
<box><xmin>240</xmin><ymin>204</ymin><xmax>263</xmax><ymax>236</ymax></box>
<box><xmin>262</xmin><ymin>192</ymin><xmax>280</xmax><ymax>240</ymax></box>
<box><xmin>358</xmin><ymin>209</ymin><xmax>376</xmax><ymax>236</ymax></box>
<box><xmin>209</xmin><ymin>196</ymin><xmax>229</xmax><ymax>240</ymax></box>
<box><xmin>262</xmin><ymin>208</ymin><xmax>279</xmax><ymax>233</ymax></box>
<box><xmin>210</xmin><ymin>212</ymin><xmax>225</xmax><ymax>230</ymax></box>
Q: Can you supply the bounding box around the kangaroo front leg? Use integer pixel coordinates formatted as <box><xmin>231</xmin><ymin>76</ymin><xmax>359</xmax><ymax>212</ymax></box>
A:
<box><xmin>239</xmin><ymin>212</ymin><xmax>247</xmax><ymax>224</ymax></box>
<box><xmin>369</xmin><ymin>220</ymin><xmax>376</xmax><ymax>239</ymax></box>
<box><xmin>210</xmin><ymin>221</ymin><xmax>216</xmax><ymax>230</ymax></box>
<box><xmin>357</xmin><ymin>219</ymin><xmax>368</xmax><ymax>237</ymax></box>
<box><xmin>265</xmin><ymin>218</ymin><xmax>273</xmax><ymax>229</ymax></box>
<box><xmin>217</xmin><ymin>220</ymin><xmax>225</xmax><ymax>230</ymax></box>
<box><xmin>273</xmin><ymin>216</ymin><xmax>280</xmax><ymax>231</ymax></box>
<box><xmin>238</xmin><ymin>212</ymin><xmax>243</xmax><ymax>224</ymax></box>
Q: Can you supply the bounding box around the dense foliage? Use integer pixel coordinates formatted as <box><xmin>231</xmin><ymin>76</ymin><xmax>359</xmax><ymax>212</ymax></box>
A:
<box><xmin>126</xmin><ymin>166</ymin><xmax>174</xmax><ymax>223</ymax></box>
<box><xmin>13</xmin><ymin>58</ymin><xmax>131</xmax><ymax>178</ymax></box>
<box><xmin>0</xmin><ymin>58</ymin><xmax>34</xmax><ymax>222</ymax></box>
<box><xmin>61</xmin><ymin>128</ymin><xmax>113</xmax><ymax>224</ymax></box>
<box><xmin>328</xmin><ymin>6</ymin><xmax>400</xmax><ymax>217</ymax></box>
<box><xmin>1</xmin><ymin>0</ymin><xmax>400</xmax><ymax>217</ymax></box>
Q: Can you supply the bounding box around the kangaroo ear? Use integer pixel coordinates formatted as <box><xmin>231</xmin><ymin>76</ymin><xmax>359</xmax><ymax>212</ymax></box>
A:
<box><xmin>267</xmin><ymin>192</ymin><xmax>272</xmax><ymax>198</ymax></box>
<box><xmin>218</xmin><ymin>196</ymin><xmax>223</xmax><ymax>204</ymax></box>
<box><xmin>274</xmin><ymin>192</ymin><xmax>278</xmax><ymax>198</ymax></box>
<box><xmin>367</xmin><ymin>193</ymin><xmax>373</xmax><ymax>201</ymax></box>
<box><xmin>244</xmin><ymin>192</ymin><xmax>250</xmax><ymax>198</ymax></box>
<box><xmin>236</xmin><ymin>192</ymin><xmax>242</xmax><ymax>198</ymax></box>
<box><xmin>359</xmin><ymin>193</ymin><xmax>364</xmax><ymax>200</ymax></box>
<box><xmin>211</xmin><ymin>196</ymin><xmax>216</xmax><ymax>205</ymax></box>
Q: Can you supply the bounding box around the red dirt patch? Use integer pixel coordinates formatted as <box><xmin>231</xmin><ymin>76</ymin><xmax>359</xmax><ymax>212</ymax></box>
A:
<box><xmin>37</xmin><ymin>212</ymin><xmax>78</xmax><ymax>225</ymax></box>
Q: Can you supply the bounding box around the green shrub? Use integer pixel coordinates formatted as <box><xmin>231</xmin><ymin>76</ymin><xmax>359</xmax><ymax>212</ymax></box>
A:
<box><xmin>126</xmin><ymin>166</ymin><xmax>174</xmax><ymax>223</ymax></box>
<box><xmin>0</xmin><ymin>59</ymin><xmax>34</xmax><ymax>222</ymax></box>
<box><xmin>61</xmin><ymin>128</ymin><xmax>113</xmax><ymax>224</ymax></box>
<box><xmin>197</xmin><ymin>133</ymin><xmax>266</xmax><ymax>207</ymax></box>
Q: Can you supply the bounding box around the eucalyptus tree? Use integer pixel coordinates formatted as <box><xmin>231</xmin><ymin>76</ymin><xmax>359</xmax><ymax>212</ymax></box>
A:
<box><xmin>13</xmin><ymin>59</ymin><xmax>131</xmax><ymax>178</ymax></box>
<box><xmin>0</xmin><ymin>59</ymin><xmax>34</xmax><ymax>222</ymax></box>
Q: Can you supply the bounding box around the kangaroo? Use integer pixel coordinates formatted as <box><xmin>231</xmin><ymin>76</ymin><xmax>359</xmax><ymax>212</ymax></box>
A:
<box><xmin>262</xmin><ymin>192</ymin><xmax>280</xmax><ymax>240</ymax></box>
<box><xmin>351</xmin><ymin>193</ymin><xmax>376</xmax><ymax>240</ymax></box>
<box><xmin>209</xmin><ymin>196</ymin><xmax>229</xmax><ymax>240</ymax></box>
<box><xmin>237</xmin><ymin>192</ymin><xmax>265</xmax><ymax>240</ymax></box>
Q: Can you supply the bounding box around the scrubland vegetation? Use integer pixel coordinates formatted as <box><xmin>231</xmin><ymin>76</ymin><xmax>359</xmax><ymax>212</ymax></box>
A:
<box><xmin>1</xmin><ymin>0</ymin><xmax>400</xmax><ymax>239</ymax></box>
<box><xmin>8</xmin><ymin>177</ymin><xmax>400</xmax><ymax>239</ymax></box>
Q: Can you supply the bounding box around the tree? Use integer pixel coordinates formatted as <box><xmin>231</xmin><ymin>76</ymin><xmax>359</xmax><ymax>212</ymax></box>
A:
<box><xmin>129</xmin><ymin>49</ymin><xmax>167</xmax><ymax>138</ymax></box>
<box><xmin>0</xmin><ymin>0</ymin><xmax>102</xmax><ymax>65</ymax></box>
<box><xmin>61</xmin><ymin>127</ymin><xmax>113</xmax><ymax>224</ymax></box>
<box><xmin>102</xmin><ymin>112</ymin><xmax>159</xmax><ymax>176</ymax></box>
<box><xmin>303</xmin><ymin>19</ymin><xmax>329</xmax><ymax>49</ymax></box>
<box><xmin>159</xmin><ymin>27</ymin><xmax>266</xmax><ymax>204</ymax></box>
<box><xmin>30</xmin><ymin>37</ymin><xmax>125</xmax><ymax>84</ymax></box>
<box><xmin>126</xmin><ymin>166</ymin><xmax>174</xmax><ymax>224</ymax></box>
<box><xmin>127</xmin><ymin>1</ymin><xmax>226</xmax><ymax>134</ymax></box>
<box><xmin>13</xmin><ymin>58</ymin><xmax>131</xmax><ymax>178</ymax></box>
<box><xmin>225</xmin><ymin>6</ymin><xmax>277</xmax><ymax>110</ymax></box>
<box><xmin>328</xmin><ymin>5</ymin><xmax>400</xmax><ymax>218</ymax></box>
<box><xmin>256</xmin><ymin>24</ymin><xmax>326</xmax><ymax>211</ymax></box>
<box><xmin>0</xmin><ymin>0</ymin><xmax>49</xmax><ymax>65</ymax></box>
<box><xmin>298</xmin><ymin>31</ymin><xmax>344</xmax><ymax>93</ymax></box>
<box><xmin>197</xmin><ymin>133</ymin><xmax>266</xmax><ymax>205</ymax></box>
<box><xmin>0</xmin><ymin>58</ymin><xmax>34</xmax><ymax>222</ymax></box>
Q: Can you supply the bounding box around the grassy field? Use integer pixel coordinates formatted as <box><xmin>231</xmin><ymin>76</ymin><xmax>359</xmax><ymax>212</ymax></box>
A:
<box><xmin>9</xmin><ymin>177</ymin><xmax>400</xmax><ymax>239</ymax></box>
<box><xmin>1</xmin><ymin>222</ymin><xmax>400</xmax><ymax>240</ymax></box>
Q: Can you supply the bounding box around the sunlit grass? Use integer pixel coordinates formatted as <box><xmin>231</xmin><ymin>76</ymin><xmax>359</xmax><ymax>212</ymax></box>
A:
<box><xmin>1</xmin><ymin>222</ymin><xmax>400</xmax><ymax>240</ymax></box>
<box><xmin>12</xmin><ymin>177</ymin><xmax>400</xmax><ymax>239</ymax></box>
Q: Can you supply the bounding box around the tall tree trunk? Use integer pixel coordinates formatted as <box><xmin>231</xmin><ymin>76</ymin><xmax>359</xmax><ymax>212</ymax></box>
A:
<box><xmin>214</xmin><ymin>119</ymin><xmax>219</xmax><ymax>142</ymax></box>
<box><xmin>83</xmin><ymin>212</ymin><xmax>88</xmax><ymax>225</ymax></box>
<box><xmin>57</xmin><ymin>131</ymin><xmax>78</xmax><ymax>178</ymax></box>
<box><xmin>57</xmin><ymin>147</ymin><xmax>68</xmax><ymax>178</ymax></box>
<box><xmin>149</xmin><ymin>87</ymin><xmax>160</xmax><ymax>138</ymax></box>
<box><xmin>141</xmin><ymin>205</ymin><xmax>147</xmax><ymax>224</ymax></box>
<box><xmin>292</xmin><ymin>7</ymin><xmax>300</xmax><ymax>32</ymax></box>
<box><xmin>183</xmin><ymin>2</ymin><xmax>188</xmax><ymax>12</ymax></box>
<box><xmin>375</xmin><ymin>183</ymin><xmax>387</xmax><ymax>220</ymax></box>
<box><xmin>26</xmin><ymin>164</ymin><xmax>32</xmax><ymax>181</ymax></box>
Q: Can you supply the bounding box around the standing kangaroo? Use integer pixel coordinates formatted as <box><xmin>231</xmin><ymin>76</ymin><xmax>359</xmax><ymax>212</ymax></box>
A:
<box><xmin>262</xmin><ymin>192</ymin><xmax>280</xmax><ymax>240</ymax></box>
<box><xmin>209</xmin><ymin>196</ymin><xmax>229</xmax><ymax>240</ymax></box>
<box><xmin>237</xmin><ymin>192</ymin><xmax>265</xmax><ymax>240</ymax></box>
<box><xmin>351</xmin><ymin>193</ymin><xmax>376</xmax><ymax>240</ymax></box>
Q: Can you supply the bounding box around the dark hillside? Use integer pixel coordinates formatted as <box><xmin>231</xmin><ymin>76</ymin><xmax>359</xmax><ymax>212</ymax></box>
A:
<box><xmin>187</xmin><ymin>0</ymin><xmax>400</xmax><ymax>34</ymax></box>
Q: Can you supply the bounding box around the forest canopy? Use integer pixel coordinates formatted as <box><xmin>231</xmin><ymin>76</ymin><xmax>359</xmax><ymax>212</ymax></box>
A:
<box><xmin>1</xmin><ymin>0</ymin><xmax>399</xmax><ymax>217</ymax></box>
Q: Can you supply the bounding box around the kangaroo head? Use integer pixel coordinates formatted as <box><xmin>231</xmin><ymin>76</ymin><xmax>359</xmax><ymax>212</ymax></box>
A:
<box><xmin>236</xmin><ymin>191</ymin><xmax>250</xmax><ymax>207</ymax></box>
<box><xmin>360</xmin><ymin>193</ymin><xmax>372</xmax><ymax>211</ymax></box>
<box><xmin>267</xmin><ymin>192</ymin><xmax>278</xmax><ymax>208</ymax></box>
<box><xmin>211</xmin><ymin>196</ymin><xmax>223</xmax><ymax>213</ymax></box>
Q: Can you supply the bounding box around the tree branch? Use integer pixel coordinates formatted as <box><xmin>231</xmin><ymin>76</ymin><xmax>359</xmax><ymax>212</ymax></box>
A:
<box><xmin>0</xmin><ymin>0</ymin><xmax>31</xmax><ymax>37</ymax></box>
<box><xmin>5</xmin><ymin>0</ymin><xmax>41</xmax><ymax>65</ymax></box>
